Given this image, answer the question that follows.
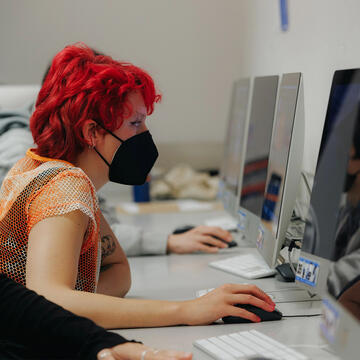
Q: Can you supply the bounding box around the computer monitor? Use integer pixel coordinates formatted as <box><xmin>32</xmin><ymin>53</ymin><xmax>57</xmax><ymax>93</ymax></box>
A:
<box><xmin>296</xmin><ymin>69</ymin><xmax>360</xmax><ymax>296</ymax></box>
<box><xmin>219</xmin><ymin>78</ymin><xmax>251</xmax><ymax>217</ymax></box>
<box><xmin>237</xmin><ymin>75</ymin><xmax>279</xmax><ymax>242</ymax></box>
<box><xmin>294</xmin><ymin>70</ymin><xmax>360</xmax><ymax>360</ymax></box>
<box><xmin>256</xmin><ymin>73</ymin><xmax>305</xmax><ymax>268</ymax></box>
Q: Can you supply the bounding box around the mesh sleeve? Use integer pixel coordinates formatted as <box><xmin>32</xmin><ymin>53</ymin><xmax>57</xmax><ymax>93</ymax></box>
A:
<box><xmin>26</xmin><ymin>168</ymin><xmax>99</xmax><ymax>253</ymax></box>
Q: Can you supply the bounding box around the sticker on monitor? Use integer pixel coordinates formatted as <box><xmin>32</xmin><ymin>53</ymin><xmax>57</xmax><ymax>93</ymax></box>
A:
<box><xmin>320</xmin><ymin>298</ymin><xmax>340</xmax><ymax>344</ymax></box>
<box><xmin>237</xmin><ymin>209</ymin><xmax>247</xmax><ymax>230</ymax></box>
<box><xmin>256</xmin><ymin>224</ymin><xmax>265</xmax><ymax>249</ymax></box>
<box><xmin>295</xmin><ymin>257</ymin><xmax>320</xmax><ymax>287</ymax></box>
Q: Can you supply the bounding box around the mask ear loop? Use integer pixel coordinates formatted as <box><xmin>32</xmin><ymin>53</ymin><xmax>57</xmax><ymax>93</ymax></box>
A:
<box><xmin>93</xmin><ymin>147</ymin><xmax>111</xmax><ymax>167</ymax></box>
<box><xmin>90</xmin><ymin>119</ymin><xmax>124</xmax><ymax>167</ymax></box>
<box><xmin>92</xmin><ymin>119</ymin><xmax>124</xmax><ymax>143</ymax></box>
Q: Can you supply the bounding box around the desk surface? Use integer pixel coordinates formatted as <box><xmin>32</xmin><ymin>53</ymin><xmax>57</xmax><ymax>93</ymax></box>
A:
<box><xmin>114</xmin><ymin>210</ymin><xmax>340</xmax><ymax>359</ymax></box>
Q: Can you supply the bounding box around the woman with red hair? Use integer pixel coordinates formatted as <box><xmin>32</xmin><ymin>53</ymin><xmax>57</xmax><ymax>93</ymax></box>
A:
<box><xmin>0</xmin><ymin>44</ymin><xmax>275</xmax><ymax>335</ymax></box>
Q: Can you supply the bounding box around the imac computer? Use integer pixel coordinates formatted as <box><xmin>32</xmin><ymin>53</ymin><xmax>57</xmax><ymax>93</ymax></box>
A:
<box><xmin>210</xmin><ymin>73</ymin><xmax>304</xmax><ymax>279</ymax></box>
<box><xmin>219</xmin><ymin>78</ymin><xmax>251</xmax><ymax>218</ymax></box>
<box><xmin>294</xmin><ymin>69</ymin><xmax>360</xmax><ymax>359</ymax></box>
<box><xmin>237</xmin><ymin>75</ymin><xmax>279</xmax><ymax>242</ymax></box>
<box><xmin>257</xmin><ymin>72</ymin><xmax>305</xmax><ymax>268</ymax></box>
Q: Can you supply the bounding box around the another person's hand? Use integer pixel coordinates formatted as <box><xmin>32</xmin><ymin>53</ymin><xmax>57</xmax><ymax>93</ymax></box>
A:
<box><xmin>181</xmin><ymin>283</ymin><xmax>276</xmax><ymax>325</ymax></box>
<box><xmin>339</xmin><ymin>279</ymin><xmax>360</xmax><ymax>321</ymax></box>
<box><xmin>98</xmin><ymin>342</ymin><xmax>192</xmax><ymax>360</ymax></box>
<box><xmin>167</xmin><ymin>226</ymin><xmax>232</xmax><ymax>254</ymax></box>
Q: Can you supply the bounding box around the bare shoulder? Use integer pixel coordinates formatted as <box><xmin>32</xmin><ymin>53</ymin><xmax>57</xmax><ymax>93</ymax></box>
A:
<box><xmin>29</xmin><ymin>209</ymin><xmax>89</xmax><ymax>241</ymax></box>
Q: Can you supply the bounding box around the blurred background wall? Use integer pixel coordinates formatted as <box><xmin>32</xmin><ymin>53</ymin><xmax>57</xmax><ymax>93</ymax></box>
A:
<box><xmin>1</xmin><ymin>0</ymin><xmax>359</xmax><ymax>174</ymax></box>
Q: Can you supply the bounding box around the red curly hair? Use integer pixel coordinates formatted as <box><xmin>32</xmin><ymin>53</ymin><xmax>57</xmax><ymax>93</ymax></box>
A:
<box><xmin>30</xmin><ymin>43</ymin><xmax>161</xmax><ymax>163</ymax></box>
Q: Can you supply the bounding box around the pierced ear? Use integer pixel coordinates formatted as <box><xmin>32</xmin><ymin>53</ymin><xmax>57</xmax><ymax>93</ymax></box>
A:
<box><xmin>82</xmin><ymin>120</ymin><xmax>98</xmax><ymax>147</ymax></box>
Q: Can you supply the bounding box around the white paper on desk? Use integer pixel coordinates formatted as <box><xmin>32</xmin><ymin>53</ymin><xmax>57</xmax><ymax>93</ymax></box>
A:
<box><xmin>119</xmin><ymin>202</ymin><xmax>139</xmax><ymax>214</ymax></box>
<box><xmin>177</xmin><ymin>200</ymin><xmax>213</xmax><ymax>212</ymax></box>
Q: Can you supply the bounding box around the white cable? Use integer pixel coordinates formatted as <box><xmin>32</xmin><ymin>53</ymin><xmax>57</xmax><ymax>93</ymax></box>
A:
<box><xmin>288</xmin><ymin>246</ymin><xmax>297</xmax><ymax>276</ymax></box>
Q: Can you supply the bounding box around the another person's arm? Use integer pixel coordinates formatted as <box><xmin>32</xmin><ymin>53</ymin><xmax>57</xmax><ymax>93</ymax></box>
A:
<box><xmin>338</xmin><ymin>277</ymin><xmax>360</xmax><ymax>320</ymax></box>
<box><xmin>0</xmin><ymin>274</ymin><xmax>128</xmax><ymax>359</ymax></box>
<box><xmin>0</xmin><ymin>274</ymin><xmax>192</xmax><ymax>360</ymax></box>
<box><xmin>101</xmin><ymin>197</ymin><xmax>233</xmax><ymax>256</ymax></box>
<box><xmin>26</xmin><ymin>210</ymin><xmax>275</xmax><ymax>329</ymax></box>
<box><xmin>167</xmin><ymin>226</ymin><xmax>233</xmax><ymax>254</ymax></box>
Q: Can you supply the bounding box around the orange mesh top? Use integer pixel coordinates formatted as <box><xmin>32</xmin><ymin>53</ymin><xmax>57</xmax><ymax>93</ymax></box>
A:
<box><xmin>0</xmin><ymin>149</ymin><xmax>101</xmax><ymax>293</ymax></box>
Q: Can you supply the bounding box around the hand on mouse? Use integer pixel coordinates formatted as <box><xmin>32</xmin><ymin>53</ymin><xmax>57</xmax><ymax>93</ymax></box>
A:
<box><xmin>180</xmin><ymin>284</ymin><xmax>276</xmax><ymax>325</ymax></box>
<box><xmin>98</xmin><ymin>343</ymin><xmax>192</xmax><ymax>360</ymax></box>
<box><xmin>166</xmin><ymin>226</ymin><xmax>233</xmax><ymax>254</ymax></box>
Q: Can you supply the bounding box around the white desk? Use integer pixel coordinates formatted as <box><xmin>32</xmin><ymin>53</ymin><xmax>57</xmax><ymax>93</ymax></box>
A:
<box><xmin>114</xmin><ymin>210</ymin><xmax>340</xmax><ymax>359</ymax></box>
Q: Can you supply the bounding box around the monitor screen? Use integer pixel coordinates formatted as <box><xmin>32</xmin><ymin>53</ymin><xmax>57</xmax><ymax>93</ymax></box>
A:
<box><xmin>222</xmin><ymin>78</ymin><xmax>250</xmax><ymax>196</ymax></box>
<box><xmin>296</xmin><ymin>70</ymin><xmax>360</xmax><ymax>304</ymax></box>
<box><xmin>260</xmin><ymin>73</ymin><xmax>301</xmax><ymax>238</ymax></box>
<box><xmin>240</xmin><ymin>76</ymin><xmax>278</xmax><ymax>217</ymax></box>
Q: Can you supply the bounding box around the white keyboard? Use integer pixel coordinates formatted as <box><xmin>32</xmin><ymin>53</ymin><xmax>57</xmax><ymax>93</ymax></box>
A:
<box><xmin>204</xmin><ymin>216</ymin><xmax>238</xmax><ymax>231</ymax></box>
<box><xmin>194</xmin><ymin>329</ymin><xmax>308</xmax><ymax>360</ymax></box>
<box><xmin>209</xmin><ymin>254</ymin><xmax>277</xmax><ymax>279</ymax></box>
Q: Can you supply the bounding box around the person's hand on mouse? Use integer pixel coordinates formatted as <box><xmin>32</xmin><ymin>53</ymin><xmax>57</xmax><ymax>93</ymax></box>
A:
<box><xmin>181</xmin><ymin>284</ymin><xmax>276</xmax><ymax>325</ymax></box>
<box><xmin>166</xmin><ymin>226</ymin><xmax>233</xmax><ymax>254</ymax></box>
<box><xmin>98</xmin><ymin>343</ymin><xmax>192</xmax><ymax>360</ymax></box>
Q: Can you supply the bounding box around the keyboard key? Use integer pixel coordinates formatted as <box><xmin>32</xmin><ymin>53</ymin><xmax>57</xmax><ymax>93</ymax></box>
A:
<box><xmin>195</xmin><ymin>339</ymin><xmax>235</xmax><ymax>360</ymax></box>
<box><xmin>194</xmin><ymin>330</ymin><xmax>309</xmax><ymax>360</ymax></box>
<box><xmin>222</xmin><ymin>334</ymin><xmax>256</xmax><ymax>356</ymax></box>
<box><xmin>208</xmin><ymin>337</ymin><xmax>242</xmax><ymax>357</ymax></box>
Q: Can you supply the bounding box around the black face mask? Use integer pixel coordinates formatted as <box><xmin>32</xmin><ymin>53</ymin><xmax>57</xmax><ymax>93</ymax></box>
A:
<box><xmin>93</xmin><ymin>126</ymin><xmax>158</xmax><ymax>185</ymax></box>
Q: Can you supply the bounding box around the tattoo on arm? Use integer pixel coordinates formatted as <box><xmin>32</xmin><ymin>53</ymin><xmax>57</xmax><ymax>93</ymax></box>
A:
<box><xmin>101</xmin><ymin>234</ymin><xmax>116</xmax><ymax>261</ymax></box>
<box><xmin>100</xmin><ymin>263</ymin><xmax>113</xmax><ymax>272</ymax></box>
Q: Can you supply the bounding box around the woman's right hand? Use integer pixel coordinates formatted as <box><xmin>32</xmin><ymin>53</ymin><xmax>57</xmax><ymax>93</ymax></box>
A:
<box><xmin>181</xmin><ymin>283</ymin><xmax>276</xmax><ymax>325</ymax></box>
<box><xmin>98</xmin><ymin>343</ymin><xmax>192</xmax><ymax>360</ymax></box>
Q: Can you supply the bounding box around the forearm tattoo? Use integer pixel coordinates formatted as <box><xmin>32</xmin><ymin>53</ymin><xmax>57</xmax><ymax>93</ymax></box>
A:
<box><xmin>100</xmin><ymin>263</ymin><xmax>113</xmax><ymax>272</ymax></box>
<box><xmin>101</xmin><ymin>234</ymin><xmax>116</xmax><ymax>261</ymax></box>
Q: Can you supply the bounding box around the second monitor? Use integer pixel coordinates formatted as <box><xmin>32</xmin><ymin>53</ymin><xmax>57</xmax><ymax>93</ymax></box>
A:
<box><xmin>237</xmin><ymin>75</ymin><xmax>279</xmax><ymax>242</ymax></box>
<box><xmin>257</xmin><ymin>72</ymin><xmax>305</xmax><ymax>268</ymax></box>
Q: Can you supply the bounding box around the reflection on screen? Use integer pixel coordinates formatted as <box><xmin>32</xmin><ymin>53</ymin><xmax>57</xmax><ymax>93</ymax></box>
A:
<box><xmin>260</xmin><ymin>81</ymin><xmax>299</xmax><ymax>237</ymax></box>
<box><xmin>240</xmin><ymin>77</ymin><xmax>278</xmax><ymax>217</ymax></box>
<box><xmin>302</xmin><ymin>84</ymin><xmax>360</xmax><ymax>260</ymax></box>
<box><xmin>223</xmin><ymin>80</ymin><xmax>250</xmax><ymax>196</ymax></box>
<box><xmin>301</xmin><ymin>77</ymin><xmax>360</xmax><ymax>321</ymax></box>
